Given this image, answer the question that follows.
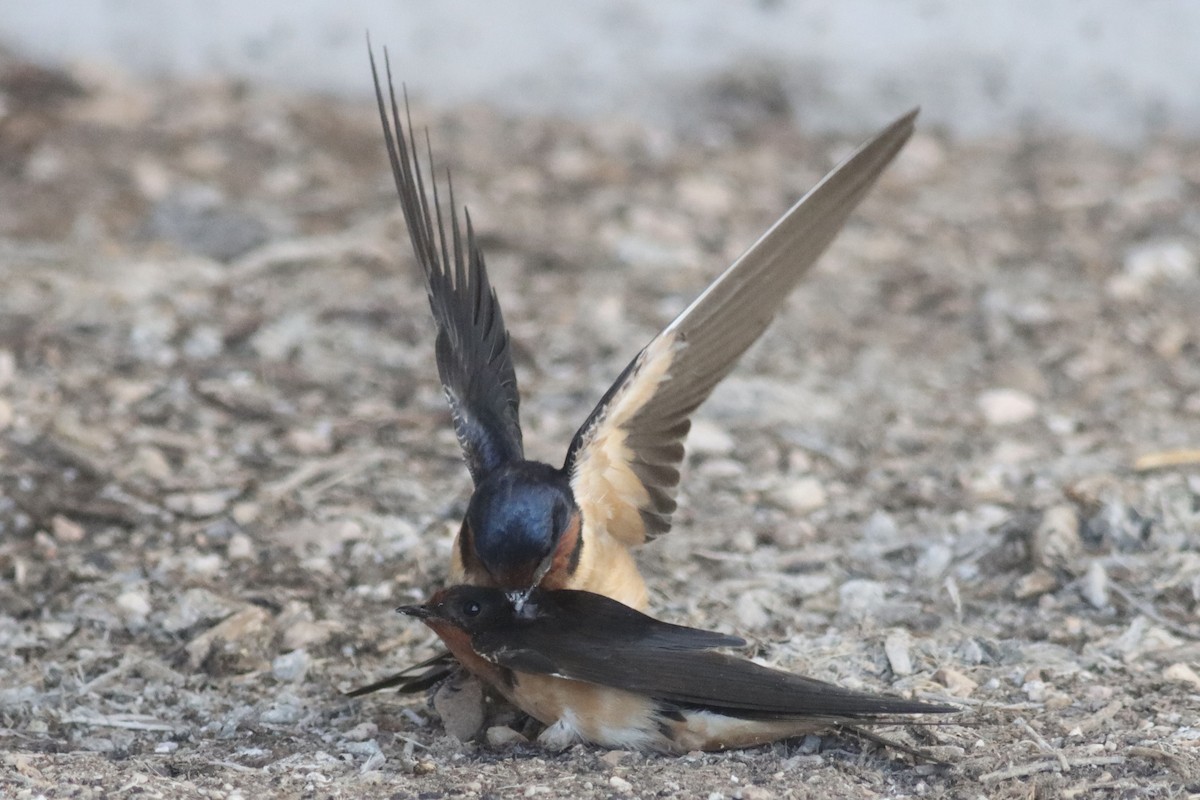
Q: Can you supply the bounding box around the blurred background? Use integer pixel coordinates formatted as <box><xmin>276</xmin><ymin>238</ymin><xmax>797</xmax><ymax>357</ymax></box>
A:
<box><xmin>3</xmin><ymin>0</ymin><xmax>1198</xmax><ymax>142</ymax></box>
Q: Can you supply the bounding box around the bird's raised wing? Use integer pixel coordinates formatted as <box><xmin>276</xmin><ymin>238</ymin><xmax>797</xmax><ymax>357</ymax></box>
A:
<box><xmin>371</xmin><ymin>46</ymin><xmax>523</xmax><ymax>483</ymax></box>
<box><xmin>477</xmin><ymin>589</ymin><xmax>953</xmax><ymax>720</ymax></box>
<box><xmin>564</xmin><ymin>110</ymin><xmax>917</xmax><ymax>544</ymax></box>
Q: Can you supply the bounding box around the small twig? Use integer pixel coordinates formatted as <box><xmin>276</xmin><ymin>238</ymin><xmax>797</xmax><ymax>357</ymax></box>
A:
<box><xmin>980</xmin><ymin>755</ymin><xmax>1125</xmax><ymax>783</ymax></box>
<box><xmin>836</xmin><ymin>724</ymin><xmax>950</xmax><ymax>765</ymax></box>
<box><xmin>59</xmin><ymin>712</ymin><xmax>176</xmax><ymax>732</ymax></box>
<box><xmin>1064</xmin><ymin>779</ymin><xmax>1145</xmax><ymax>799</ymax></box>
<box><xmin>77</xmin><ymin>655</ymin><xmax>137</xmax><ymax>695</ymax></box>
<box><xmin>692</xmin><ymin>549</ymin><xmax>753</xmax><ymax>563</ymax></box>
<box><xmin>1110</xmin><ymin>583</ymin><xmax>1200</xmax><ymax>641</ymax></box>
<box><xmin>392</xmin><ymin>733</ymin><xmax>432</xmax><ymax>751</ymax></box>
<box><xmin>1126</xmin><ymin>746</ymin><xmax>1192</xmax><ymax>777</ymax></box>
<box><xmin>1133</xmin><ymin>448</ymin><xmax>1200</xmax><ymax>471</ymax></box>
<box><xmin>1015</xmin><ymin>717</ymin><xmax>1069</xmax><ymax>772</ymax></box>
<box><xmin>206</xmin><ymin>760</ymin><xmax>259</xmax><ymax>774</ymax></box>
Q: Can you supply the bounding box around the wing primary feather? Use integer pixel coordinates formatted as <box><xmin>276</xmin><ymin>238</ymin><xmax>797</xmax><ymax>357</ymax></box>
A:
<box><xmin>369</xmin><ymin>43</ymin><xmax>523</xmax><ymax>482</ymax></box>
<box><xmin>449</xmin><ymin>172</ymin><xmax>464</xmax><ymax>291</ymax></box>
<box><xmin>565</xmin><ymin>110</ymin><xmax>917</xmax><ymax>544</ymax></box>
<box><xmin>425</xmin><ymin>135</ymin><xmax>453</xmax><ymax>287</ymax></box>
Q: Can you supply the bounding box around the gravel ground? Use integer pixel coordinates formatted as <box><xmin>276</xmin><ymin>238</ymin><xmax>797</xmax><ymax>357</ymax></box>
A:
<box><xmin>1</xmin><ymin>51</ymin><xmax>1198</xmax><ymax>799</ymax></box>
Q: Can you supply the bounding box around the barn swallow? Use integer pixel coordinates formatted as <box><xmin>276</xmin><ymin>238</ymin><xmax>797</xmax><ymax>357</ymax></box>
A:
<box><xmin>351</xmin><ymin>46</ymin><xmax>916</xmax><ymax>696</ymax></box>
<box><xmin>398</xmin><ymin>586</ymin><xmax>955</xmax><ymax>753</ymax></box>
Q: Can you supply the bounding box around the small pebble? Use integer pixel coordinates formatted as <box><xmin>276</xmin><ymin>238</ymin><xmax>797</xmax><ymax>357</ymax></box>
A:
<box><xmin>485</xmin><ymin>726</ymin><xmax>528</xmax><ymax>746</ymax></box>
<box><xmin>1031</xmin><ymin>504</ymin><xmax>1082</xmax><ymax>571</ymax></box>
<box><xmin>130</xmin><ymin>445</ymin><xmax>172</xmax><ymax>482</ymax></box>
<box><xmin>770</xmin><ymin>477</ymin><xmax>827</xmax><ymax>514</ymax></box>
<box><xmin>271</xmin><ymin>649</ymin><xmax>310</xmax><ymax>682</ymax></box>
<box><xmin>916</xmin><ymin>543</ymin><xmax>953</xmax><ymax>579</ymax></box>
<box><xmin>735</xmin><ymin>592</ymin><xmax>770</xmax><ymax>630</ymax></box>
<box><xmin>934</xmin><ymin>667</ymin><xmax>978</xmax><ymax>697</ymax></box>
<box><xmin>1081</xmin><ymin>560</ymin><xmax>1109</xmax><ymax>609</ymax></box>
<box><xmin>862</xmin><ymin>510</ymin><xmax>901</xmax><ymax>546</ymax></box>
<box><xmin>795</xmin><ymin>734</ymin><xmax>823</xmax><ymax>754</ymax></box>
<box><xmin>164</xmin><ymin>490</ymin><xmax>231</xmax><ymax>517</ymax></box>
<box><xmin>185</xmin><ymin>605</ymin><xmax>272</xmax><ymax>668</ymax></box>
<box><xmin>1014</xmin><ymin>568</ymin><xmax>1059</xmax><ymax>599</ymax></box>
<box><xmin>1107</xmin><ymin>239</ymin><xmax>1198</xmax><ymax>300</ymax></box>
<box><xmin>51</xmin><ymin>514</ymin><xmax>85</xmax><ymax>543</ymax></box>
<box><xmin>1163</xmin><ymin>662</ymin><xmax>1200</xmax><ymax>689</ymax></box>
<box><xmin>162</xmin><ymin>587</ymin><xmax>239</xmax><ymax>633</ymax></box>
<box><xmin>281</xmin><ymin>619</ymin><xmax>338</xmax><ymax>651</ymax></box>
<box><xmin>115</xmin><ymin>590</ymin><xmax>152</xmax><ymax>626</ymax></box>
<box><xmin>609</xmin><ymin>775</ymin><xmax>633</xmax><ymax>793</ymax></box>
<box><xmin>978</xmin><ymin>388</ymin><xmax>1038</xmax><ymax>426</ymax></box>
<box><xmin>738</xmin><ymin>787</ymin><xmax>777</xmax><ymax>800</ymax></box>
<box><xmin>287</xmin><ymin>423</ymin><xmax>334</xmax><ymax>455</ymax></box>
<box><xmin>884</xmin><ymin>630</ymin><xmax>913</xmax><ymax>676</ymax></box>
<box><xmin>186</xmin><ymin>552</ymin><xmax>224</xmax><ymax>577</ymax></box>
<box><xmin>227</xmin><ymin>532</ymin><xmax>255</xmax><ymax>561</ymax></box>
<box><xmin>342</xmin><ymin>722</ymin><xmax>378</xmax><ymax>741</ymax></box>
<box><xmin>231</xmin><ymin>502</ymin><xmax>261</xmax><ymax>526</ymax></box>
<box><xmin>0</xmin><ymin>349</ymin><xmax>14</xmax><ymax>389</ymax></box>
<box><xmin>600</xmin><ymin>750</ymin><xmax>633</xmax><ymax>767</ymax></box>
<box><xmin>434</xmin><ymin>673</ymin><xmax>486</xmax><ymax>742</ymax></box>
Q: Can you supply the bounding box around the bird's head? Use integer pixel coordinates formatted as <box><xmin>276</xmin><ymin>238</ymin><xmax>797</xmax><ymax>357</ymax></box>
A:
<box><xmin>460</xmin><ymin>461</ymin><xmax>581</xmax><ymax>592</ymax></box>
<box><xmin>399</xmin><ymin>585</ymin><xmax>533</xmax><ymax>636</ymax></box>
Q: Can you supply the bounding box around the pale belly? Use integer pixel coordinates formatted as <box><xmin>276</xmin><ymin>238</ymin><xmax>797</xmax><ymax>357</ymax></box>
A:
<box><xmin>508</xmin><ymin>672</ymin><xmax>823</xmax><ymax>753</ymax></box>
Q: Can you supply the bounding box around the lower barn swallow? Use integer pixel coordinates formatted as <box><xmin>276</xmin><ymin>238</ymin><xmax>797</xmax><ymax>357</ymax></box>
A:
<box><xmin>399</xmin><ymin>586</ymin><xmax>955</xmax><ymax>753</ymax></box>
<box><xmin>353</xmin><ymin>46</ymin><xmax>916</xmax><ymax>695</ymax></box>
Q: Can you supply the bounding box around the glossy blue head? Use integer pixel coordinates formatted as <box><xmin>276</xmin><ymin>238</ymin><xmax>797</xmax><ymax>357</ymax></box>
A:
<box><xmin>462</xmin><ymin>460</ymin><xmax>579</xmax><ymax>589</ymax></box>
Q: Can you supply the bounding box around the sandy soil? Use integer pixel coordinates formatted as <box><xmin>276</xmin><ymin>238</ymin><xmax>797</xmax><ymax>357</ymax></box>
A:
<box><xmin>1</xmin><ymin>51</ymin><xmax>1198</xmax><ymax>799</ymax></box>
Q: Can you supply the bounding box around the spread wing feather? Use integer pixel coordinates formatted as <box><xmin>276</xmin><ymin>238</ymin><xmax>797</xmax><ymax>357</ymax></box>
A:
<box><xmin>565</xmin><ymin>110</ymin><xmax>918</xmax><ymax>544</ymax></box>
<box><xmin>371</xmin><ymin>46</ymin><xmax>523</xmax><ymax>483</ymax></box>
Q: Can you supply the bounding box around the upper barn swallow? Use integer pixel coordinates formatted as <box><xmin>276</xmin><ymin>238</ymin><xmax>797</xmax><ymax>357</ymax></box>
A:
<box><xmin>399</xmin><ymin>585</ymin><xmax>955</xmax><ymax>752</ymax></box>
<box><xmin>351</xmin><ymin>46</ymin><xmax>916</xmax><ymax>696</ymax></box>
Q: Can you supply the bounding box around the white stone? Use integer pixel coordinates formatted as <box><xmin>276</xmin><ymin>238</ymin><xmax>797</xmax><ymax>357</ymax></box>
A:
<box><xmin>771</xmin><ymin>477</ymin><xmax>828</xmax><ymax>514</ymax></box>
<box><xmin>272</xmin><ymin>649</ymin><xmax>310</xmax><ymax>682</ymax></box>
<box><xmin>977</xmin><ymin>388</ymin><xmax>1038</xmax><ymax>426</ymax></box>
<box><xmin>115</xmin><ymin>590</ymin><xmax>152</xmax><ymax>625</ymax></box>
<box><xmin>1081</xmin><ymin>560</ymin><xmax>1110</xmax><ymax>609</ymax></box>
<box><xmin>884</xmin><ymin>630</ymin><xmax>913</xmax><ymax>676</ymax></box>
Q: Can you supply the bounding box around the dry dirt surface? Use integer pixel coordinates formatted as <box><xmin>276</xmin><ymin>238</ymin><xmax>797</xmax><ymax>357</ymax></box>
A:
<box><xmin>1</xmin><ymin>50</ymin><xmax>1199</xmax><ymax>800</ymax></box>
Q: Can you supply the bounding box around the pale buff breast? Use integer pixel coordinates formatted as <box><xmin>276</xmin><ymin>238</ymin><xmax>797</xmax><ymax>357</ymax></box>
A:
<box><xmin>449</xmin><ymin>514</ymin><xmax>649</xmax><ymax>611</ymax></box>
<box><xmin>511</xmin><ymin>672</ymin><xmax>668</xmax><ymax>751</ymax></box>
<box><xmin>565</xmin><ymin>519</ymin><xmax>648</xmax><ymax>611</ymax></box>
<box><xmin>666</xmin><ymin>711</ymin><xmax>828</xmax><ymax>753</ymax></box>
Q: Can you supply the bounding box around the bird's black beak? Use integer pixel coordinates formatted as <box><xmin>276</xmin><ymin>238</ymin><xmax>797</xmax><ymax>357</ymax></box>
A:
<box><xmin>397</xmin><ymin>604</ymin><xmax>432</xmax><ymax>619</ymax></box>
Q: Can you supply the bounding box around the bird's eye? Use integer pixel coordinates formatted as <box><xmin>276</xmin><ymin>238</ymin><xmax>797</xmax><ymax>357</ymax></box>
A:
<box><xmin>463</xmin><ymin>600</ymin><xmax>481</xmax><ymax>617</ymax></box>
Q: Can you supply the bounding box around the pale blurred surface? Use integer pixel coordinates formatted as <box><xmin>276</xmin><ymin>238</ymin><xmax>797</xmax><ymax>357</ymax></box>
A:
<box><xmin>3</xmin><ymin>0</ymin><xmax>1197</xmax><ymax>140</ymax></box>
